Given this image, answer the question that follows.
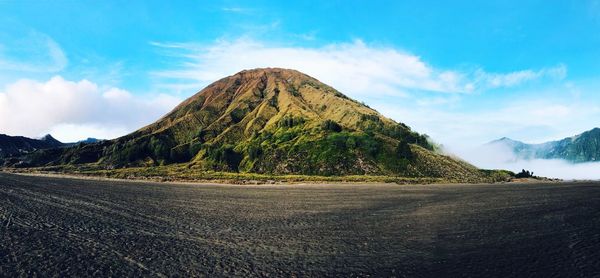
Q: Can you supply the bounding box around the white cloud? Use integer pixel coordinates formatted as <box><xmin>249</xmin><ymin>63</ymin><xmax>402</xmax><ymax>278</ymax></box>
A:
<box><xmin>474</xmin><ymin>64</ymin><xmax>567</xmax><ymax>89</ymax></box>
<box><xmin>151</xmin><ymin>38</ymin><xmax>565</xmax><ymax>97</ymax></box>
<box><xmin>415</xmin><ymin>95</ymin><xmax>461</xmax><ymax>107</ymax></box>
<box><xmin>221</xmin><ymin>7</ymin><xmax>254</xmax><ymax>14</ymax></box>
<box><xmin>0</xmin><ymin>76</ymin><xmax>181</xmax><ymax>142</ymax></box>
<box><xmin>452</xmin><ymin>142</ymin><xmax>600</xmax><ymax>180</ymax></box>
<box><xmin>151</xmin><ymin>39</ymin><xmax>467</xmax><ymax>96</ymax></box>
<box><xmin>46</xmin><ymin>123</ymin><xmax>129</xmax><ymax>143</ymax></box>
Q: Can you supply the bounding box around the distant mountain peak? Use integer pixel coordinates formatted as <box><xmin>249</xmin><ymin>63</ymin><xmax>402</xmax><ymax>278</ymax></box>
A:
<box><xmin>580</xmin><ymin>127</ymin><xmax>600</xmax><ymax>136</ymax></box>
<box><xmin>492</xmin><ymin>127</ymin><xmax>600</xmax><ymax>162</ymax></box>
<box><xmin>488</xmin><ymin>137</ymin><xmax>524</xmax><ymax>146</ymax></box>
<box><xmin>40</xmin><ymin>134</ymin><xmax>57</xmax><ymax>141</ymax></box>
<box><xmin>39</xmin><ymin>134</ymin><xmax>63</xmax><ymax>146</ymax></box>
<box><xmin>0</xmin><ymin>134</ymin><xmax>65</xmax><ymax>159</ymax></box>
<box><xmin>495</xmin><ymin>137</ymin><xmax>513</xmax><ymax>142</ymax></box>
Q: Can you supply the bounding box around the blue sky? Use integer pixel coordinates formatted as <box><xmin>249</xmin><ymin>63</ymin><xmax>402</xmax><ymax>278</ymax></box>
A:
<box><xmin>1</xmin><ymin>0</ymin><xmax>600</xmax><ymax>160</ymax></box>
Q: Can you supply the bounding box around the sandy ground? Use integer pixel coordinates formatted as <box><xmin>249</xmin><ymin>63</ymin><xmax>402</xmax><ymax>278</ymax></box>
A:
<box><xmin>0</xmin><ymin>172</ymin><xmax>599</xmax><ymax>277</ymax></box>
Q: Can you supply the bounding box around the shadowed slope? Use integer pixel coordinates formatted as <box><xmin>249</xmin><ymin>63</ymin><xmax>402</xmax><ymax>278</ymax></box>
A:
<box><xmin>0</xmin><ymin>134</ymin><xmax>64</xmax><ymax>159</ymax></box>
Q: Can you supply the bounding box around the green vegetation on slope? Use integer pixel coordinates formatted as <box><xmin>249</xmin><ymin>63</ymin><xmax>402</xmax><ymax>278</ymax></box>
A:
<box><xmin>12</xmin><ymin>68</ymin><xmax>510</xmax><ymax>182</ymax></box>
<box><xmin>7</xmin><ymin>164</ymin><xmax>513</xmax><ymax>184</ymax></box>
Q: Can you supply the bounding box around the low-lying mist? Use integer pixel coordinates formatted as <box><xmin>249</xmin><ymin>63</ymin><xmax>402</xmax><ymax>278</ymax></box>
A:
<box><xmin>448</xmin><ymin>144</ymin><xmax>600</xmax><ymax>180</ymax></box>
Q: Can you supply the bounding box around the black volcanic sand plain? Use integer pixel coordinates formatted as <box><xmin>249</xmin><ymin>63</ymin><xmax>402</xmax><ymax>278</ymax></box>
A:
<box><xmin>0</xmin><ymin>173</ymin><xmax>599</xmax><ymax>277</ymax></box>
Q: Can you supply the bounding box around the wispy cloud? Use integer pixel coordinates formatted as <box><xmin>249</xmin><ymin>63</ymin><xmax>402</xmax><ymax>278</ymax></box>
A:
<box><xmin>0</xmin><ymin>31</ymin><xmax>67</xmax><ymax>73</ymax></box>
<box><xmin>474</xmin><ymin>64</ymin><xmax>567</xmax><ymax>89</ymax></box>
<box><xmin>151</xmin><ymin>39</ymin><xmax>466</xmax><ymax>96</ymax></box>
<box><xmin>293</xmin><ymin>31</ymin><xmax>318</xmax><ymax>41</ymax></box>
<box><xmin>221</xmin><ymin>7</ymin><xmax>254</xmax><ymax>14</ymax></box>
<box><xmin>150</xmin><ymin>38</ymin><xmax>566</xmax><ymax>98</ymax></box>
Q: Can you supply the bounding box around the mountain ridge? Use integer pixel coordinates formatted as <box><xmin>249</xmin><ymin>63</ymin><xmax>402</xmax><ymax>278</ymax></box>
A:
<box><xmin>489</xmin><ymin>127</ymin><xmax>600</xmax><ymax>162</ymax></box>
<box><xmin>0</xmin><ymin>134</ymin><xmax>64</xmax><ymax>159</ymax></box>
<box><xmin>0</xmin><ymin>134</ymin><xmax>104</xmax><ymax>166</ymax></box>
<box><xmin>7</xmin><ymin>68</ymin><xmax>508</xmax><ymax>181</ymax></box>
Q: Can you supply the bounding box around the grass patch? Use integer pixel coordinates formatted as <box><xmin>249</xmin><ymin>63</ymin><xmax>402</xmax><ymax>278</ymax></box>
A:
<box><xmin>3</xmin><ymin>163</ymin><xmax>513</xmax><ymax>185</ymax></box>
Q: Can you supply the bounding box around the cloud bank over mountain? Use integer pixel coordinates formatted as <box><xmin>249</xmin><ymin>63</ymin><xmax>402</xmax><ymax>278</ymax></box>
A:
<box><xmin>151</xmin><ymin>39</ymin><xmax>565</xmax><ymax>96</ymax></box>
<box><xmin>453</xmin><ymin>142</ymin><xmax>600</xmax><ymax>180</ymax></box>
<box><xmin>0</xmin><ymin>76</ymin><xmax>181</xmax><ymax>142</ymax></box>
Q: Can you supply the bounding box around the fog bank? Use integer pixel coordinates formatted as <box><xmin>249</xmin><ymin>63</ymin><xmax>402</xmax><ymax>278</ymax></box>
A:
<box><xmin>448</xmin><ymin>143</ymin><xmax>600</xmax><ymax>180</ymax></box>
